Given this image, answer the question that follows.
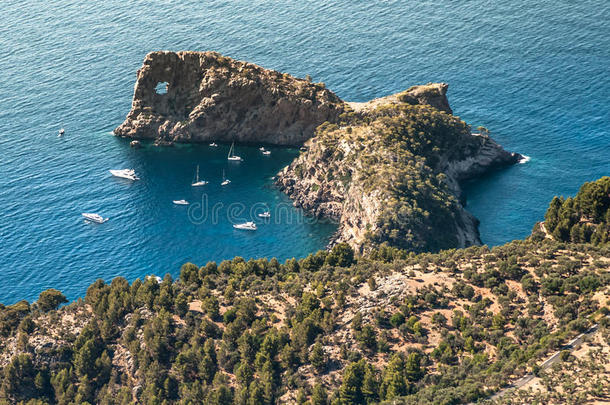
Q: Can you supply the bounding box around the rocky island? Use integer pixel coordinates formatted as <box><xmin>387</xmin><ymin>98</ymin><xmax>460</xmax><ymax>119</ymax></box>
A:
<box><xmin>116</xmin><ymin>51</ymin><xmax>521</xmax><ymax>252</ymax></box>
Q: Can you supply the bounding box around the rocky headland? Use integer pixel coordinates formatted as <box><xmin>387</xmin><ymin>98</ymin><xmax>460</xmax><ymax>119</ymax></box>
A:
<box><xmin>116</xmin><ymin>51</ymin><xmax>521</xmax><ymax>252</ymax></box>
<box><xmin>114</xmin><ymin>51</ymin><xmax>345</xmax><ymax>145</ymax></box>
<box><xmin>276</xmin><ymin>85</ymin><xmax>521</xmax><ymax>252</ymax></box>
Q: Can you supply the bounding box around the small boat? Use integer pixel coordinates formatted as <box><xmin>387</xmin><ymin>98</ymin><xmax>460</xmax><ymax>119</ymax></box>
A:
<box><xmin>146</xmin><ymin>275</ymin><xmax>163</xmax><ymax>283</ymax></box>
<box><xmin>233</xmin><ymin>221</ymin><xmax>257</xmax><ymax>231</ymax></box>
<box><xmin>227</xmin><ymin>141</ymin><xmax>243</xmax><ymax>161</ymax></box>
<box><xmin>58</xmin><ymin>128</ymin><xmax>65</xmax><ymax>137</ymax></box>
<box><xmin>82</xmin><ymin>213</ymin><xmax>108</xmax><ymax>224</ymax></box>
<box><xmin>259</xmin><ymin>146</ymin><xmax>265</xmax><ymax>151</ymax></box>
<box><xmin>258</xmin><ymin>211</ymin><xmax>271</xmax><ymax>219</ymax></box>
<box><xmin>191</xmin><ymin>165</ymin><xmax>208</xmax><ymax>186</ymax></box>
<box><xmin>109</xmin><ymin>169</ymin><xmax>139</xmax><ymax>180</ymax></box>
<box><xmin>221</xmin><ymin>169</ymin><xmax>231</xmax><ymax>186</ymax></box>
<box><xmin>209</xmin><ymin>142</ymin><xmax>218</xmax><ymax>147</ymax></box>
<box><xmin>262</xmin><ymin>150</ymin><xmax>271</xmax><ymax>156</ymax></box>
<box><xmin>173</xmin><ymin>200</ymin><xmax>189</xmax><ymax>205</ymax></box>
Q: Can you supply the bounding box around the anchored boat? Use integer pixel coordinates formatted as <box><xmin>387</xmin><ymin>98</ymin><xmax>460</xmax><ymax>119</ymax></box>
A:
<box><xmin>82</xmin><ymin>213</ymin><xmax>108</xmax><ymax>224</ymax></box>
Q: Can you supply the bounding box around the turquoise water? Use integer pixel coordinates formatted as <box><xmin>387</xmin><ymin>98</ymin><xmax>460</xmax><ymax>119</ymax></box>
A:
<box><xmin>1</xmin><ymin>1</ymin><xmax>608</xmax><ymax>304</ymax></box>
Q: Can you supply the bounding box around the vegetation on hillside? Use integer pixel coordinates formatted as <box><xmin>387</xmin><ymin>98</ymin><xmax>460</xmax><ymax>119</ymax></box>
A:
<box><xmin>544</xmin><ymin>176</ymin><xmax>610</xmax><ymax>246</ymax></box>
<box><xmin>0</xmin><ymin>234</ymin><xmax>607</xmax><ymax>404</ymax></box>
<box><xmin>282</xmin><ymin>102</ymin><xmax>488</xmax><ymax>253</ymax></box>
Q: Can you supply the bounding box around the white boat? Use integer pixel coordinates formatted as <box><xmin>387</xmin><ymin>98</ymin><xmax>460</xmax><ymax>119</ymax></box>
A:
<box><xmin>191</xmin><ymin>165</ymin><xmax>208</xmax><ymax>186</ymax></box>
<box><xmin>109</xmin><ymin>169</ymin><xmax>139</xmax><ymax>181</ymax></box>
<box><xmin>259</xmin><ymin>146</ymin><xmax>265</xmax><ymax>151</ymax></box>
<box><xmin>58</xmin><ymin>128</ymin><xmax>65</xmax><ymax>137</ymax></box>
<box><xmin>173</xmin><ymin>199</ymin><xmax>189</xmax><ymax>205</ymax></box>
<box><xmin>227</xmin><ymin>141</ymin><xmax>243</xmax><ymax>161</ymax></box>
<box><xmin>233</xmin><ymin>221</ymin><xmax>257</xmax><ymax>231</ymax></box>
<box><xmin>82</xmin><ymin>213</ymin><xmax>108</xmax><ymax>224</ymax></box>
<box><xmin>221</xmin><ymin>169</ymin><xmax>231</xmax><ymax>186</ymax></box>
<box><xmin>258</xmin><ymin>211</ymin><xmax>271</xmax><ymax>218</ymax></box>
<box><xmin>209</xmin><ymin>142</ymin><xmax>218</xmax><ymax>147</ymax></box>
<box><xmin>146</xmin><ymin>275</ymin><xmax>163</xmax><ymax>283</ymax></box>
<box><xmin>262</xmin><ymin>150</ymin><xmax>271</xmax><ymax>156</ymax></box>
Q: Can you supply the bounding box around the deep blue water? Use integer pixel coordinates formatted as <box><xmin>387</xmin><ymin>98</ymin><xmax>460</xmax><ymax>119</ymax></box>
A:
<box><xmin>1</xmin><ymin>0</ymin><xmax>608</xmax><ymax>304</ymax></box>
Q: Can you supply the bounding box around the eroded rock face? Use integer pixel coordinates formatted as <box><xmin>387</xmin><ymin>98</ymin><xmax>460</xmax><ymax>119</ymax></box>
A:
<box><xmin>114</xmin><ymin>51</ymin><xmax>345</xmax><ymax>145</ymax></box>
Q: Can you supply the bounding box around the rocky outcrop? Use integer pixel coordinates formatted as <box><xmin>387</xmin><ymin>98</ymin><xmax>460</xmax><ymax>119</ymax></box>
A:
<box><xmin>114</xmin><ymin>51</ymin><xmax>345</xmax><ymax>145</ymax></box>
<box><xmin>277</xmin><ymin>95</ymin><xmax>521</xmax><ymax>253</ymax></box>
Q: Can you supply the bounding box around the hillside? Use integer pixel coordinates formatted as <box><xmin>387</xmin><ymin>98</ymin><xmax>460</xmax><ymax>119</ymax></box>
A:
<box><xmin>277</xmin><ymin>99</ymin><xmax>520</xmax><ymax>252</ymax></box>
<box><xmin>0</xmin><ymin>219</ymin><xmax>608</xmax><ymax>404</ymax></box>
<box><xmin>542</xmin><ymin>176</ymin><xmax>610</xmax><ymax>246</ymax></box>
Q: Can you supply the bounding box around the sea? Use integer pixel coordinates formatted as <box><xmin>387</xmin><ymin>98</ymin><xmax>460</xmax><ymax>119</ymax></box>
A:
<box><xmin>0</xmin><ymin>0</ymin><xmax>608</xmax><ymax>304</ymax></box>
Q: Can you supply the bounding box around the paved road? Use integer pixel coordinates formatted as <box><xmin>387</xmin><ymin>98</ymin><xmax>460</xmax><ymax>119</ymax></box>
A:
<box><xmin>474</xmin><ymin>322</ymin><xmax>603</xmax><ymax>403</ymax></box>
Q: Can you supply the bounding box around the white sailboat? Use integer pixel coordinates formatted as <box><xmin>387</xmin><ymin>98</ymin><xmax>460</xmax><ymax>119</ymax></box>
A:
<box><xmin>191</xmin><ymin>165</ymin><xmax>208</xmax><ymax>186</ymax></box>
<box><xmin>109</xmin><ymin>169</ymin><xmax>139</xmax><ymax>180</ymax></box>
<box><xmin>221</xmin><ymin>169</ymin><xmax>231</xmax><ymax>186</ymax></box>
<box><xmin>227</xmin><ymin>141</ymin><xmax>243</xmax><ymax>161</ymax></box>
<box><xmin>173</xmin><ymin>200</ymin><xmax>189</xmax><ymax>205</ymax></box>
<box><xmin>82</xmin><ymin>213</ymin><xmax>108</xmax><ymax>223</ymax></box>
<box><xmin>233</xmin><ymin>221</ymin><xmax>257</xmax><ymax>231</ymax></box>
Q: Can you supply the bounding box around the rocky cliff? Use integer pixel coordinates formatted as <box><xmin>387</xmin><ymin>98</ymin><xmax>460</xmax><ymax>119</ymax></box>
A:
<box><xmin>114</xmin><ymin>51</ymin><xmax>345</xmax><ymax>145</ymax></box>
<box><xmin>277</xmin><ymin>93</ymin><xmax>521</xmax><ymax>253</ymax></box>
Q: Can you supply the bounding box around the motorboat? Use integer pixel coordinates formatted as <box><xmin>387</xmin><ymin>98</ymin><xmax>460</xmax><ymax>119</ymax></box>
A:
<box><xmin>259</xmin><ymin>146</ymin><xmax>265</xmax><ymax>151</ymax></box>
<box><xmin>209</xmin><ymin>142</ymin><xmax>218</xmax><ymax>147</ymax></box>
<box><xmin>173</xmin><ymin>200</ymin><xmax>189</xmax><ymax>205</ymax></box>
<box><xmin>221</xmin><ymin>169</ymin><xmax>231</xmax><ymax>186</ymax></box>
<box><xmin>233</xmin><ymin>221</ymin><xmax>257</xmax><ymax>231</ymax></box>
<box><xmin>58</xmin><ymin>128</ymin><xmax>65</xmax><ymax>137</ymax></box>
<box><xmin>191</xmin><ymin>165</ymin><xmax>208</xmax><ymax>186</ymax></box>
<box><xmin>258</xmin><ymin>211</ymin><xmax>271</xmax><ymax>219</ymax></box>
<box><xmin>262</xmin><ymin>150</ymin><xmax>271</xmax><ymax>156</ymax></box>
<box><xmin>227</xmin><ymin>141</ymin><xmax>243</xmax><ymax>161</ymax></box>
<box><xmin>109</xmin><ymin>169</ymin><xmax>139</xmax><ymax>180</ymax></box>
<box><xmin>82</xmin><ymin>213</ymin><xmax>108</xmax><ymax>224</ymax></box>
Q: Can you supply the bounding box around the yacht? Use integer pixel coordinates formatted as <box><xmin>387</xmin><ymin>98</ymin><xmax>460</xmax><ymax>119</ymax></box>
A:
<box><xmin>258</xmin><ymin>211</ymin><xmax>271</xmax><ymax>219</ymax></box>
<box><xmin>233</xmin><ymin>221</ymin><xmax>257</xmax><ymax>231</ymax></box>
<box><xmin>58</xmin><ymin>128</ymin><xmax>65</xmax><ymax>137</ymax></box>
<box><xmin>82</xmin><ymin>213</ymin><xmax>108</xmax><ymax>224</ymax></box>
<box><xmin>173</xmin><ymin>199</ymin><xmax>189</xmax><ymax>205</ymax></box>
<box><xmin>191</xmin><ymin>165</ymin><xmax>208</xmax><ymax>186</ymax></box>
<box><xmin>209</xmin><ymin>142</ymin><xmax>218</xmax><ymax>147</ymax></box>
<box><xmin>221</xmin><ymin>169</ymin><xmax>231</xmax><ymax>186</ymax></box>
<box><xmin>109</xmin><ymin>169</ymin><xmax>139</xmax><ymax>180</ymax></box>
<box><xmin>227</xmin><ymin>141</ymin><xmax>243</xmax><ymax>161</ymax></box>
<box><xmin>262</xmin><ymin>150</ymin><xmax>271</xmax><ymax>156</ymax></box>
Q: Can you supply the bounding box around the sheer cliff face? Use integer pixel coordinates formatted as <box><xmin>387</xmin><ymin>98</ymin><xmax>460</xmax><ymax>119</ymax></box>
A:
<box><xmin>114</xmin><ymin>51</ymin><xmax>345</xmax><ymax>145</ymax></box>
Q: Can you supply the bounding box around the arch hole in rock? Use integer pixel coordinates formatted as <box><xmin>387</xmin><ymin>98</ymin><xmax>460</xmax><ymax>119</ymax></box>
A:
<box><xmin>155</xmin><ymin>82</ymin><xmax>169</xmax><ymax>95</ymax></box>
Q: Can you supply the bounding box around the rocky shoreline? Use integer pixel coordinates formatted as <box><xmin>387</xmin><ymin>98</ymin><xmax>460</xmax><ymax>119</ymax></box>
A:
<box><xmin>275</xmin><ymin>88</ymin><xmax>521</xmax><ymax>252</ymax></box>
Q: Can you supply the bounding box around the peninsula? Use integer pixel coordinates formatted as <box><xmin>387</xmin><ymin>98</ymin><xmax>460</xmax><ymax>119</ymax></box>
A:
<box><xmin>116</xmin><ymin>51</ymin><xmax>521</xmax><ymax>252</ymax></box>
